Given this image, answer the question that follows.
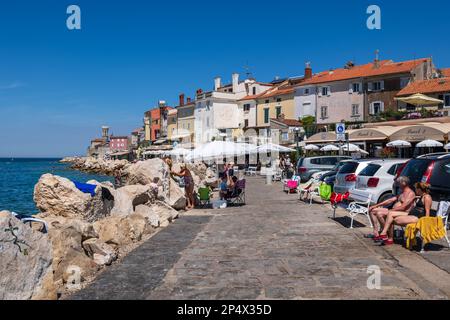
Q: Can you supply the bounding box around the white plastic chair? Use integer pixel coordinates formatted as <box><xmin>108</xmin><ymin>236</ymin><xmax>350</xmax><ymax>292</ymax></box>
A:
<box><xmin>347</xmin><ymin>194</ymin><xmax>373</xmax><ymax>229</ymax></box>
<box><xmin>436</xmin><ymin>201</ymin><xmax>450</xmax><ymax>248</ymax></box>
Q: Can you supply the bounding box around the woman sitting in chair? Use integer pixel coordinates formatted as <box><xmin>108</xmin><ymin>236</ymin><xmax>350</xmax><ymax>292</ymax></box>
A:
<box><xmin>376</xmin><ymin>182</ymin><xmax>433</xmax><ymax>246</ymax></box>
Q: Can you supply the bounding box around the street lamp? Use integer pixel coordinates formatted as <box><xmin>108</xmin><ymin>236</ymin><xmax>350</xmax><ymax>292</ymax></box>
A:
<box><xmin>294</xmin><ymin>127</ymin><xmax>305</xmax><ymax>160</ymax></box>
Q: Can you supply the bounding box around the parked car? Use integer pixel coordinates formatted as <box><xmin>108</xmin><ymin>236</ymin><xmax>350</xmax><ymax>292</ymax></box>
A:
<box><xmin>319</xmin><ymin>160</ymin><xmax>349</xmax><ymax>189</ymax></box>
<box><xmin>296</xmin><ymin>156</ymin><xmax>351</xmax><ymax>182</ymax></box>
<box><xmin>350</xmin><ymin>159</ymin><xmax>408</xmax><ymax>204</ymax></box>
<box><xmin>333</xmin><ymin>159</ymin><xmax>375</xmax><ymax>195</ymax></box>
<box><xmin>394</xmin><ymin>153</ymin><xmax>450</xmax><ymax>207</ymax></box>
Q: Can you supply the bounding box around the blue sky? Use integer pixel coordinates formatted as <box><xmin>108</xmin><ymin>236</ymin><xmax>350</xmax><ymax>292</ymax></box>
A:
<box><xmin>0</xmin><ymin>0</ymin><xmax>449</xmax><ymax>157</ymax></box>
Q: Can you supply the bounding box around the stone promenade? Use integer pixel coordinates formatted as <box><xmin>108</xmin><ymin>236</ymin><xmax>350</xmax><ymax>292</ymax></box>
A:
<box><xmin>71</xmin><ymin>177</ymin><xmax>450</xmax><ymax>300</ymax></box>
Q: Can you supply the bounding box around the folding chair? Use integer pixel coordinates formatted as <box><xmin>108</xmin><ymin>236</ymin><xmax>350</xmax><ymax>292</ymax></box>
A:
<box><xmin>197</xmin><ymin>187</ymin><xmax>212</xmax><ymax>208</ymax></box>
<box><xmin>228</xmin><ymin>179</ymin><xmax>246</xmax><ymax>205</ymax></box>
<box><xmin>346</xmin><ymin>194</ymin><xmax>373</xmax><ymax>229</ymax></box>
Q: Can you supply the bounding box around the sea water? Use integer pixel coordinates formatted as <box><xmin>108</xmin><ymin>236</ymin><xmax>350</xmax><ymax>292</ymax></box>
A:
<box><xmin>0</xmin><ymin>158</ymin><xmax>114</xmax><ymax>216</ymax></box>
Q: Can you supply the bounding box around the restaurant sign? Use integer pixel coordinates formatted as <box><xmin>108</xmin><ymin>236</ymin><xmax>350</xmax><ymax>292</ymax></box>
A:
<box><xmin>390</xmin><ymin>126</ymin><xmax>445</xmax><ymax>142</ymax></box>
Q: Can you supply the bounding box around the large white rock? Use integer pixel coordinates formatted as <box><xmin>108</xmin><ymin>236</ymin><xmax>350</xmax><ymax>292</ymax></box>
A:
<box><xmin>93</xmin><ymin>215</ymin><xmax>147</xmax><ymax>247</ymax></box>
<box><xmin>151</xmin><ymin>201</ymin><xmax>179</xmax><ymax>225</ymax></box>
<box><xmin>46</xmin><ymin>219</ymin><xmax>99</xmax><ymax>284</ymax></box>
<box><xmin>82</xmin><ymin>238</ymin><xmax>117</xmax><ymax>266</ymax></box>
<box><xmin>134</xmin><ymin>205</ymin><xmax>160</xmax><ymax>228</ymax></box>
<box><xmin>0</xmin><ymin>211</ymin><xmax>57</xmax><ymax>300</ymax></box>
<box><xmin>110</xmin><ymin>184</ymin><xmax>155</xmax><ymax>216</ymax></box>
<box><xmin>34</xmin><ymin>174</ymin><xmax>113</xmax><ymax>222</ymax></box>
<box><xmin>124</xmin><ymin>158</ymin><xmax>168</xmax><ymax>185</ymax></box>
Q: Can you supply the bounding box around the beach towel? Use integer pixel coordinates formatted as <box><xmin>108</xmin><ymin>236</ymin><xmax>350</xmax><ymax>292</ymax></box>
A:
<box><xmin>405</xmin><ymin>217</ymin><xmax>446</xmax><ymax>249</ymax></box>
<box><xmin>74</xmin><ymin>181</ymin><xmax>97</xmax><ymax>197</ymax></box>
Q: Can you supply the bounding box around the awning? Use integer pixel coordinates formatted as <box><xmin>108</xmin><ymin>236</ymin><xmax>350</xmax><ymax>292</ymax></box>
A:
<box><xmin>348</xmin><ymin>127</ymin><xmax>400</xmax><ymax>142</ymax></box>
<box><xmin>389</xmin><ymin>123</ymin><xmax>450</xmax><ymax>142</ymax></box>
<box><xmin>305</xmin><ymin>132</ymin><xmax>341</xmax><ymax>144</ymax></box>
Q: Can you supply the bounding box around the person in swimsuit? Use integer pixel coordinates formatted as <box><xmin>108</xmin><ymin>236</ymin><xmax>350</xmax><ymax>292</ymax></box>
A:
<box><xmin>172</xmin><ymin>163</ymin><xmax>195</xmax><ymax>210</ymax></box>
<box><xmin>368</xmin><ymin>176</ymin><xmax>416</xmax><ymax>240</ymax></box>
<box><xmin>377</xmin><ymin>182</ymin><xmax>433</xmax><ymax>245</ymax></box>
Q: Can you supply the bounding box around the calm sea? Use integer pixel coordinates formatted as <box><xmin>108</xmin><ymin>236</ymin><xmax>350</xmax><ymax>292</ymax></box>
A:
<box><xmin>0</xmin><ymin>158</ymin><xmax>114</xmax><ymax>216</ymax></box>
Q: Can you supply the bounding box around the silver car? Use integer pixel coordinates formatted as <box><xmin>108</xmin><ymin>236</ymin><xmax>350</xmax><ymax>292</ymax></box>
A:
<box><xmin>333</xmin><ymin>159</ymin><xmax>375</xmax><ymax>194</ymax></box>
<box><xmin>296</xmin><ymin>156</ymin><xmax>351</xmax><ymax>182</ymax></box>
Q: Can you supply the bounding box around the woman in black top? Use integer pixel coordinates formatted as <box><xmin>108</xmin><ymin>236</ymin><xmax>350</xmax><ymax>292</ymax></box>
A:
<box><xmin>377</xmin><ymin>182</ymin><xmax>433</xmax><ymax>245</ymax></box>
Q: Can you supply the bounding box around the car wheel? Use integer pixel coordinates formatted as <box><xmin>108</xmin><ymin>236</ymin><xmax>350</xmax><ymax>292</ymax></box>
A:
<box><xmin>378</xmin><ymin>192</ymin><xmax>393</xmax><ymax>204</ymax></box>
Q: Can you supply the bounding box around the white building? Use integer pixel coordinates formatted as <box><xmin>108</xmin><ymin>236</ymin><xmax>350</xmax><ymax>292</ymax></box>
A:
<box><xmin>194</xmin><ymin>73</ymin><xmax>272</xmax><ymax>143</ymax></box>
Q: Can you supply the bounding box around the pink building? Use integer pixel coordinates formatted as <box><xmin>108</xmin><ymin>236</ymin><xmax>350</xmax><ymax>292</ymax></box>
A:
<box><xmin>109</xmin><ymin>136</ymin><xmax>129</xmax><ymax>152</ymax></box>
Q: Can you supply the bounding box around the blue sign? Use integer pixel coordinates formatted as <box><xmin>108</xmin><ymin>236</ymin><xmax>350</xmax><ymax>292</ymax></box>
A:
<box><xmin>336</xmin><ymin>123</ymin><xmax>346</xmax><ymax>134</ymax></box>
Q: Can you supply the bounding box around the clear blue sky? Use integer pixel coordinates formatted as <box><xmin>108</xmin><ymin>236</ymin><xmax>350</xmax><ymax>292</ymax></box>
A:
<box><xmin>0</xmin><ymin>0</ymin><xmax>449</xmax><ymax>157</ymax></box>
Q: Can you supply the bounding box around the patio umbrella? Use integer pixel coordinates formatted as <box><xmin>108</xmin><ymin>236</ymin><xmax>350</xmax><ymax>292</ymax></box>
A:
<box><xmin>304</xmin><ymin>144</ymin><xmax>320</xmax><ymax>151</ymax></box>
<box><xmin>395</xmin><ymin>93</ymin><xmax>444</xmax><ymax>107</ymax></box>
<box><xmin>168</xmin><ymin>147</ymin><xmax>192</xmax><ymax>157</ymax></box>
<box><xmin>416</xmin><ymin>140</ymin><xmax>444</xmax><ymax>148</ymax></box>
<box><xmin>320</xmin><ymin>145</ymin><xmax>340</xmax><ymax>152</ymax></box>
<box><xmin>256</xmin><ymin>143</ymin><xmax>295</xmax><ymax>153</ymax></box>
<box><xmin>387</xmin><ymin>140</ymin><xmax>412</xmax><ymax>148</ymax></box>
<box><xmin>340</xmin><ymin>144</ymin><xmax>360</xmax><ymax>152</ymax></box>
<box><xmin>387</xmin><ymin>140</ymin><xmax>412</xmax><ymax>158</ymax></box>
<box><xmin>187</xmin><ymin>141</ymin><xmax>255</xmax><ymax>161</ymax></box>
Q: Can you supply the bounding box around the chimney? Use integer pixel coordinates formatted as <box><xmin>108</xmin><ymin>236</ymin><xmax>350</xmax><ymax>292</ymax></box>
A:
<box><xmin>196</xmin><ymin>88</ymin><xmax>203</xmax><ymax>95</ymax></box>
<box><xmin>374</xmin><ymin>49</ymin><xmax>380</xmax><ymax>69</ymax></box>
<box><xmin>232</xmin><ymin>73</ymin><xmax>239</xmax><ymax>93</ymax></box>
<box><xmin>214</xmin><ymin>77</ymin><xmax>221</xmax><ymax>91</ymax></box>
<box><xmin>179</xmin><ymin>93</ymin><xmax>185</xmax><ymax>106</ymax></box>
<box><xmin>186</xmin><ymin>97</ymin><xmax>191</xmax><ymax>103</ymax></box>
<box><xmin>304</xmin><ymin>62</ymin><xmax>312</xmax><ymax>79</ymax></box>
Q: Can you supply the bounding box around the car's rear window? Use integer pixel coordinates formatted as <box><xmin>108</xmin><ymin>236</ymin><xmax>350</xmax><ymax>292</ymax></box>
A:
<box><xmin>310</xmin><ymin>158</ymin><xmax>321</xmax><ymax>165</ymax></box>
<box><xmin>400</xmin><ymin>159</ymin><xmax>433</xmax><ymax>185</ymax></box>
<box><xmin>339</xmin><ymin>162</ymin><xmax>359</xmax><ymax>174</ymax></box>
<box><xmin>320</xmin><ymin>157</ymin><xmax>337</xmax><ymax>166</ymax></box>
<box><xmin>430</xmin><ymin>159</ymin><xmax>450</xmax><ymax>188</ymax></box>
<box><xmin>359</xmin><ymin>164</ymin><xmax>381</xmax><ymax>177</ymax></box>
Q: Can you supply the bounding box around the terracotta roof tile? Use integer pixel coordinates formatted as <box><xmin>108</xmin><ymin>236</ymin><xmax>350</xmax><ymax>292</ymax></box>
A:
<box><xmin>441</xmin><ymin>68</ymin><xmax>450</xmax><ymax>77</ymax></box>
<box><xmin>397</xmin><ymin>77</ymin><xmax>450</xmax><ymax>96</ymax></box>
<box><xmin>271</xmin><ymin>118</ymin><xmax>302</xmax><ymax>127</ymax></box>
<box><xmin>300</xmin><ymin>58</ymin><xmax>430</xmax><ymax>86</ymax></box>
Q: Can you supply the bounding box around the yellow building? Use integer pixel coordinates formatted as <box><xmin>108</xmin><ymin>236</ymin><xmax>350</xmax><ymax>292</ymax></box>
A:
<box><xmin>167</xmin><ymin>109</ymin><xmax>178</xmax><ymax>140</ymax></box>
<box><xmin>255</xmin><ymin>83</ymin><xmax>296</xmax><ymax>128</ymax></box>
<box><xmin>175</xmin><ymin>95</ymin><xmax>195</xmax><ymax>146</ymax></box>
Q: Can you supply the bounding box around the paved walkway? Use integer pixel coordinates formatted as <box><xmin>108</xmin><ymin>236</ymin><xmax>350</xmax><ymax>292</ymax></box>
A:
<box><xmin>71</xmin><ymin>177</ymin><xmax>450</xmax><ymax>300</ymax></box>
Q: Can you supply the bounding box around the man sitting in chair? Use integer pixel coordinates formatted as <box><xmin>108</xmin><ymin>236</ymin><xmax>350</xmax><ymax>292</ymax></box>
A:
<box><xmin>367</xmin><ymin>176</ymin><xmax>415</xmax><ymax>240</ymax></box>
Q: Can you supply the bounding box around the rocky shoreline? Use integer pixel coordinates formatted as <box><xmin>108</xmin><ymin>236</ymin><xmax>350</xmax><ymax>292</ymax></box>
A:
<box><xmin>0</xmin><ymin>157</ymin><xmax>217</xmax><ymax>300</ymax></box>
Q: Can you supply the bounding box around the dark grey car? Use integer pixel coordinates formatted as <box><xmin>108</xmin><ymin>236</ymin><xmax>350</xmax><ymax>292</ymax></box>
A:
<box><xmin>297</xmin><ymin>156</ymin><xmax>351</xmax><ymax>182</ymax></box>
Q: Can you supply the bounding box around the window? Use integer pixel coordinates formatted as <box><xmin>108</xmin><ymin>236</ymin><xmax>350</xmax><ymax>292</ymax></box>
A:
<box><xmin>351</xmin><ymin>83</ymin><xmax>361</xmax><ymax>93</ymax></box>
<box><xmin>370</xmin><ymin>81</ymin><xmax>384</xmax><ymax>91</ymax></box>
<box><xmin>252</xmin><ymin>87</ymin><xmax>256</xmax><ymax>95</ymax></box>
<box><xmin>445</xmin><ymin>94</ymin><xmax>450</xmax><ymax>108</ymax></box>
<box><xmin>264</xmin><ymin>108</ymin><xmax>269</xmax><ymax>123</ymax></box>
<box><xmin>206</xmin><ymin>117</ymin><xmax>210</xmax><ymax>127</ymax></box>
<box><xmin>276</xmin><ymin>98</ymin><xmax>282</xmax><ymax>103</ymax></box>
<box><xmin>244</xmin><ymin>119</ymin><xmax>249</xmax><ymax>128</ymax></box>
<box><xmin>339</xmin><ymin>162</ymin><xmax>359</xmax><ymax>174</ymax></box>
<box><xmin>320</xmin><ymin>106</ymin><xmax>328</xmax><ymax>119</ymax></box>
<box><xmin>244</xmin><ymin>104</ymin><xmax>251</xmax><ymax>112</ymax></box>
<box><xmin>265</xmin><ymin>100</ymin><xmax>270</xmax><ymax>104</ymax></box>
<box><xmin>321</xmin><ymin>86</ymin><xmax>329</xmax><ymax>96</ymax></box>
<box><xmin>387</xmin><ymin>164</ymin><xmax>401</xmax><ymax>176</ymax></box>
<box><xmin>359</xmin><ymin>164</ymin><xmax>381</xmax><ymax>177</ymax></box>
<box><xmin>282</xmin><ymin>132</ymin><xmax>289</xmax><ymax>141</ymax></box>
<box><xmin>370</xmin><ymin>101</ymin><xmax>384</xmax><ymax>115</ymax></box>
<box><xmin>276</xmin><ymin>106</ymin><xmax>282</xmax><ymax>118</ymax></box>
<box><xmin>351</xmin><ymin>104</ymin><xmax>360</xmax><ymax>116</ymax></box>
<box><xmin>304</xmin><ymin>88</ymin><xmax>310</xmax><ymax>95</ymax></box>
